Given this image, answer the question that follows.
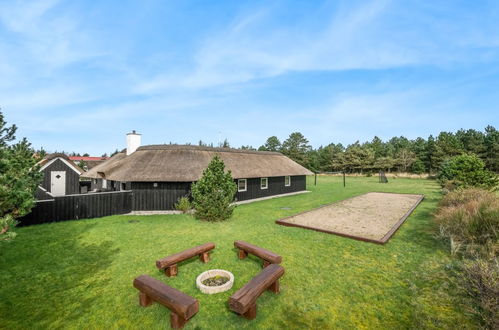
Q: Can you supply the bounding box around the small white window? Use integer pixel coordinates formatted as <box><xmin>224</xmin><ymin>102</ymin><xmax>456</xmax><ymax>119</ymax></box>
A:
<box><xmin>102</xmin><ymin>179</ymin><xmax>107</xmax><ymax>189</ymax></box>
<box><xmin>285</xmin><ymin>176</ymin><xmax>291</xmax><ymax>186</ymax></box>
<box><xmin>238</xmin><ymin>179</ymin><xmax>247</xmax><ymax>192</ymax></box>
<box><xmin>261</xmin><ymin>178</ymin><xmax>268</xmax><ymax>189</ymax></box>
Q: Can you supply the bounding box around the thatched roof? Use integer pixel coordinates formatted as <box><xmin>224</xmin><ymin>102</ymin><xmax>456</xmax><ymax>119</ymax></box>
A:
<box><xmin>82</xmin><ymin>152</ymin><xmax>126</xmax><ymax>179</ymax></box>
<box><xmin>81</xmin><ymin>145</ymin><xmax>313</xmax><ymax>182</ymax></box>
<box><xmin>37</xmin><ymin>153</ymin><xmax>85</xmax><ymax>175</ymax></box>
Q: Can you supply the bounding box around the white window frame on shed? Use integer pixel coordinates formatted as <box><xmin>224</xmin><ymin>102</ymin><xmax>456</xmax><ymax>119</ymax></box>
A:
<box><xmin>238</xmin><ymin>179</ymin><xmax>247</xmax><ymax>192</ymax></box>
<box><xmin>285</xmin><ymin>176</ymin><xmax>291</xmax><ymax>186</ymax></box>
<box><xmin>260</xmin><ymin>177</ymin><xmax>268</xmax><ymax>189</ymax></box>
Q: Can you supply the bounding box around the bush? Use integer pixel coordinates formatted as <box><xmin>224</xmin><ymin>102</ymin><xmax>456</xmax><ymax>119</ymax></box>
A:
<box><xmin>174</xmin><ymin>196</ymin><xmax>192</xmax><ymax>214</ymax></box>
<box><xmin>191</xmin><ymin>156</ymin><xmax>237</xmax><ymax>222</ymax></box>
<box><xmin>461</xmin><ymin>259</ymin><xmax>498</xmax><ymax>329</ymax></box>
<box><xmin>438</xmin><ymin>154</ymin><xmax>498</xmax><ymax>190</ymax></box>
<box><xmin>435</xmin><ymin>188</ymin><xmax>499</xmax><ymax>258</ymax></box>
<box><xmin>434</xmin><ymin>188</ymin><xmax>499</xmax><ymax>328</ymax></box>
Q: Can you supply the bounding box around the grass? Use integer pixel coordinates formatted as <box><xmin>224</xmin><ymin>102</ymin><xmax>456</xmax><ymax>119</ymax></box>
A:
<box><xmin>0</xmin><ymin>176</ymin><xmax>478</xmax><ymax>329</ymax></box>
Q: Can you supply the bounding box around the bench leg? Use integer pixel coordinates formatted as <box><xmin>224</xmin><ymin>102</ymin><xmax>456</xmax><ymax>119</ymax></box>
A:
<box><xmin>263</xmin><ymin>260</ymin><xmax>270</xmax><ymax>268</ymax></box>
<box><xmin>242</xmin><ymin>303</ymin><xmax>257</xmax><ymax>320</ymax></box>
<box><xmin>139</xmin><ymin>292</ymin><xmax>153</xmax><ymax>307</ymax></box>
<box><xmin>170</xmin><ymin>312</ymin><xmax>187</xmax><ymax>329</ymax></box>
<box><xmin>268</xmin><ymin>280</ymin><xmax>280</xmax><ymax>294</ymax></box>
<box><xmin>199</xmin><ymin>252</ymin><xmax>210</xmax><ymax>263</ymax></box>
<box><xmin>165</xmin><ymin>264</ymin><xmax>178</xmax><ymax>277</ymax></box>
<box><xmin>238</xmin><ymin>249</ymin><xmax>248</xmax><ymax>260</ymax></box>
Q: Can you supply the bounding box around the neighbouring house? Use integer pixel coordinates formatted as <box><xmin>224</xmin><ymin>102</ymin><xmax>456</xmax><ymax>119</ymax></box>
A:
<box><xmin>36</xmin><ymin>153</ymin><xmax>85</xmax><ymax>198</ymax></box>
<box><xmin>69</xmin><ymin>156</ymin><xmax>109</xmax><ymax>171</ymax></box>
<box><xmin>82</xmin><ymin>131</ymin><xmax>313</xmax><ymax>210</ymax></box>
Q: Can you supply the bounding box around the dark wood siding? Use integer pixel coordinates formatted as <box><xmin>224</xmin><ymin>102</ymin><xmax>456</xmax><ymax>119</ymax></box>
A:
<box><xmin>235</xmin><ymin>175</ymin><xmax>306</xmax><ymax>202</ymax></box>
<box><xmin>131</xmin><ymin>182</ymin><xmax>191</xmax><ymax>211</ymax></box>
<box><xmin>18</xmin><ymin>191</ymin><xmax>132</xmax><ymax>226</ymax></box>
<box><xmin>40</xmin><ymin>158</ymin><xmax>80</xmax><ymax>195</ymax></box>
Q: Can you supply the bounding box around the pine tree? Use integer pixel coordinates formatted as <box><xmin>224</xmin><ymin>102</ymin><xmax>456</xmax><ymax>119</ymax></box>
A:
<box><xmin>259</xmin><ymin>136</ymin><xmax>281</xmax><ymax>152</ymax></box>
<box><xmin>191</xmin><ymin>156</ymin><xmax>237</xmax><ymax>222</ymax></box>
<box><xmin>0</xmin><ymin>112</ymin><xmax>42</xmax><ymax>241</ymax></box>
<box><xmin>484</xmin><ymin>126</ymin><xmax>499</xmax><ymax>172</ymax></box>
<box><xmin>281</xmin><ymin>132</ymin><xmax>311</xmax><ymax>167</ymax></box>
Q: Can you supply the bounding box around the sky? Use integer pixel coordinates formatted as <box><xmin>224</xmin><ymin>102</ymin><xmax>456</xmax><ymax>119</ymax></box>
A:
<box><xmin>0</xmin><ymin>0</ymin><xmax>498</xmax><ymax>155</ymax></box>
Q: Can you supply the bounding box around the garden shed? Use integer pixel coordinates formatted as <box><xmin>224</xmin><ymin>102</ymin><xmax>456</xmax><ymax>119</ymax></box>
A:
<box><xmin>36</xmin><ymin>153</ymin><xmax>85</xmax><ymax>197</ymax></box>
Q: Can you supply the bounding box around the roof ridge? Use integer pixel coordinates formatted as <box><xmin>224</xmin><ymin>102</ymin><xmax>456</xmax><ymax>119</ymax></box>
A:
<box><xmin>136</xmin><ymin>144</ymin><xmax>283</xmax><ymax>155</ymax></box>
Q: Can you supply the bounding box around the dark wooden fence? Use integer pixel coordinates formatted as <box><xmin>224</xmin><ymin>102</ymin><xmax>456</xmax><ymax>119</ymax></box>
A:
<box><xmin>131</xmin><ymin>182</ymin><xmax>191</xmax><ymax>211</ymax></box>
<box><xmin>18</xmin><ymin>191</ymin><xmax>133</xmax><ymax>226</ymax></box>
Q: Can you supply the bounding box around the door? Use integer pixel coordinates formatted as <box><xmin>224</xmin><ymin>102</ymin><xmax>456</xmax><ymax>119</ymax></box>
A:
<box><xmin>50</xmin><ymin>171</ymin><xmax>66</xmax><ymax>196</ymax></box>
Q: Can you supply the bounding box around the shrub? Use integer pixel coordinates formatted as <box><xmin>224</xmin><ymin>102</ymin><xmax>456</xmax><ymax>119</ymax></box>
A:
<box><xmin>435</xmin><ymin>188</ymin><xmax>499</xmax><ymax>258</ymax></box>
<box><xmin>434</xmin><ymin>188</ymin><xmax>499</xmax><ymax>328</ymax></box>
<box><xmin>191</xmin><ymin>156</ymin><xmax>237</xmax><ymax>222</ymax></box>
<box><xmin>174</xmin><ymin>196</ymin><xmax>192</xmax><ymax>214</ymax></box>
<box><xmin>460</xmin><ymin>259</ymin><xmax>498</xmax><ymax>329</ymax></box>
<box><xmin>438</xmin><ymin>154</ymin><xmax>498</xmax><ymax>190</ymax></box>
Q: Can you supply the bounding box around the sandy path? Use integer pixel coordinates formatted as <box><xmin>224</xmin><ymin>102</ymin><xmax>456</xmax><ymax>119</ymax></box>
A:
<box><xmin>279</xmin><ymin>192</ymin><xmax>423</xmax><ymax>241</ymax></box>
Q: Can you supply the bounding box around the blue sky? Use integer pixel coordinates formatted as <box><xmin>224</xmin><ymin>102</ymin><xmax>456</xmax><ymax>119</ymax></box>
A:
<box><xmin>1</xmin><ymin>0</ymin><xmax>498</xmax><ymax>154</ymax></box>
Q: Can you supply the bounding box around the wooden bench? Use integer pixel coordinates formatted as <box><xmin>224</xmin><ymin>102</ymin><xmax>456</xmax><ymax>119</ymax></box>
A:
<box><xmin>234</xmin><ymin>240</ymin><xmax>282</xmax><ymax>267</ymax></box>
<box><xmin>228</xmin><ymin>264</ymin><xmax>285</xmax><ymax>320</ymax></box>
<box><xmin>133</xmin><ymin>275</ymin><xmax>199</xmax><ymax>329</ymax></box>
<box><xmin>156</xmin><ymin>242</ymin><xmax>215</xmax><ymax>277</ymax></box>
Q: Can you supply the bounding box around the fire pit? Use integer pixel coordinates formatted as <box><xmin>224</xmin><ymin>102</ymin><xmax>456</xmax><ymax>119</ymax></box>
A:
<box><xmin>196</xmin><ymin>269</ymin><xmax>234</xmax><ymax>294</ymax></box>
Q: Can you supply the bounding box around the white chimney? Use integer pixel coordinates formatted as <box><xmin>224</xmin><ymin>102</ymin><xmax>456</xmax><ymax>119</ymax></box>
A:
<box><xmin>126</xmin><ymin>130</ymin><xmax>141</xmax><ymax>155</ymax></box>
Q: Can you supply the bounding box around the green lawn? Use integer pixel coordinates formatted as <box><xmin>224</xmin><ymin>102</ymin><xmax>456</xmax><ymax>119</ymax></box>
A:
<box><xmin>0</xmin><ymin>176</ymin><xmax>477</xmax><ymax>329</ymax></box>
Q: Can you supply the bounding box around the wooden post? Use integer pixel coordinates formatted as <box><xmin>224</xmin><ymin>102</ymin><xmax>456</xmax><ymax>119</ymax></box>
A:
<box><xmin>238</xmin><ymin>249</ymin><xmax>248</xmax><ymax>259</ymax></box>
<box><xmin>268</xmin><ymin>280</ymin><xmax>280</xmax><ymax>293</ymax></box>
<box><xmin>170</xmin><ymin>312</ymin><xmax>187</xmax><ymax>329</ymax></box>
<box><xmin>343</xmin><ymin>171</ymin><xmax>346</xmax><ymax>187</ymax></box>
<box><xmin>314</xmin><ymin>172</ymin><xmax>317</xmax><ymax>186</ymax></box>
<box><xmin>199</xmin><ymin>252</ymin><xmax>209</xmax><ymax>263</ymax></box>
<box><xmin>165</xmin><ymin>264</ymin><xmax>178</xmax><ymax>277</ymax></box>
<box><xmin>139</xmin><ymin>292</ymin><xmax>153</xmax><ymax>307</ymax></box>
<box><xmin>242</xmin><ymin>304</ymin><xmax>257</xmax><ymax>320</ymax></box>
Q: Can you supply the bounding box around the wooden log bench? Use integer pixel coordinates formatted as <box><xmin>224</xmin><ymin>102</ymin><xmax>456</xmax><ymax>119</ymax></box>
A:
<box><xmin>234</xmin><ymin>240</ymin><xmax>282</xmax><ymax>267</ymax></box>
<box><xmin>133</xmin><ymin>275</ymin><xmax>199</xmax><ymax>329</ymax></box>
<box><xmin>156</xmin><ymin>242</ymin><xmax>215</xmax><ymax>277</ymax></box>
<box><xmin>228</xmin><ymin>264</ymin><xmax>285</xmax><ymax>320</ymax></box>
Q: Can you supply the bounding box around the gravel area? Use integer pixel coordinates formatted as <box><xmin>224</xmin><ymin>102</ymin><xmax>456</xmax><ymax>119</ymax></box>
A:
<box><xmin>277</xmin><ymin>192</ymin><xmax>423</xmax><ymax>242</ymax></box>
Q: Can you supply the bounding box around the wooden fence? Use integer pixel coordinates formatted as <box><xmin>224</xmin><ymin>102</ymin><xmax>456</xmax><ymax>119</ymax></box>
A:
<box><xmin>18</xmin><ymin>191</ymin><xmax>133</xmax><ymax>226</ymax></box>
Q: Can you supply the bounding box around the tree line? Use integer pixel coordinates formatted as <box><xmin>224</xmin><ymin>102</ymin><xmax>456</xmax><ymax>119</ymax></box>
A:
<box><xmin>256</xmin><ymin>126</ymin><xmax>499</xmax><ymax>174</ymax></box>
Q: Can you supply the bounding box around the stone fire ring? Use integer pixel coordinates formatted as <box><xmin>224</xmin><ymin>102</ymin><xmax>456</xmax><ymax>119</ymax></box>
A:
<box><xmin>196</xmin><ymin>269</ymin><xmax>234</xmax><ymax>294</ymax></box>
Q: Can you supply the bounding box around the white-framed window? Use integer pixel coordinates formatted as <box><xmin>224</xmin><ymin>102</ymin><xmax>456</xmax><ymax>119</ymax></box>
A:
<box><xmin>285</xmin><ymin>176</ymin><xmax>291</xmax><ymax>187</ymax></box>
<box><xmin>238</xmin><ymin>179</ymin><xmax>247</xmax><ymax>192</ymax></box>
<box><xmin>260</xmin><ymin>177</ymin><xmax>268</xmax><ymax>189</ymax></box>
<box><xmin>102</xmin><ymin>179</ymin><xmax>107</xmax><ymax>189</ymax></box>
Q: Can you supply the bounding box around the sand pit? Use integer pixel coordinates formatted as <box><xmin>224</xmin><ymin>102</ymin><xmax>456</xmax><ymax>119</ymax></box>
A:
<box><xmin>276</xmin><ymin>192</ymin><xmax>424</xmax><ymax>244</ymax></box>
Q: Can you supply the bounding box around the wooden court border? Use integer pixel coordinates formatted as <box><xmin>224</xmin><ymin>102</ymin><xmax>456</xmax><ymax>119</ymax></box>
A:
<box><xmin>275</xmin><ymin>192</ymin><xmax>425</xmax><ymax>244</ymax></box>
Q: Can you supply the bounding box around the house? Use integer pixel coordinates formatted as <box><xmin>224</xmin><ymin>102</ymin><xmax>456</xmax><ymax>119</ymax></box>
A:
<box><xmin>68</xmin><ymin>156</ymin><xmax>109</xmax><ymax>171</ymax></box>
<box><xmin>36</xmin><ymin>153</ymin><xmax>85</xmax><ymax>198</ymax></box>
<box><xmin>82</xmin><ymin>131</ymin><xmax>313</xmax><ymax>210</ymax></box>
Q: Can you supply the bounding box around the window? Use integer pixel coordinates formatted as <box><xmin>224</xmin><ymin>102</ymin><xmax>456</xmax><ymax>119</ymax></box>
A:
<box><xmin>285</xmin><ymin>176</ymin><xmax>291</xmax><ymax>186</ymax></box>
<box><xmin>238</xmin><ymin>179</ymin><xmax>247</xmax><ymax>192</ymax></box>
<box><xmin>260</xmin><ymin>177</ymin><xmax>268</xmax><ymax>189</ymax></box>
